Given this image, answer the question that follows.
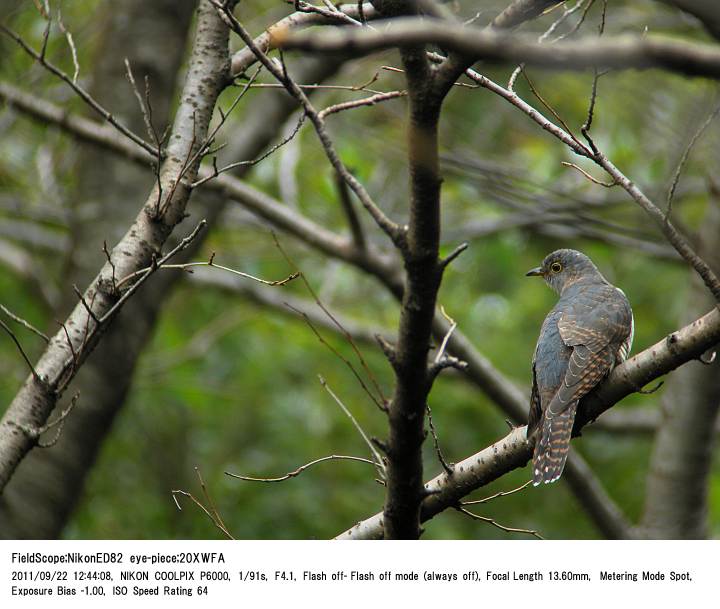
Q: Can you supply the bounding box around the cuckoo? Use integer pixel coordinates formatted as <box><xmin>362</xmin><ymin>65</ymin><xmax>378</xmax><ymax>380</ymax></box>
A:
<box><xmin>526</xmin><ymin>249</ymin><xmax>633</xmax><ymax>485</ymax></box>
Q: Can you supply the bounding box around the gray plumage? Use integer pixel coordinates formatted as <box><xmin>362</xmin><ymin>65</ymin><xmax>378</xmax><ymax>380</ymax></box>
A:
<box><xmin>526</xmin><ymin>249</ymin><xmax>633</xmax><ymax>485</ymax></box>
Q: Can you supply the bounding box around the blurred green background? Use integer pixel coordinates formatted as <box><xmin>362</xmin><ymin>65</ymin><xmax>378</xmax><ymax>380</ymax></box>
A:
<box><xmin>0</xmin><ymin>0</ymin><xmax>718</xmax><ymax>539</ymax></box>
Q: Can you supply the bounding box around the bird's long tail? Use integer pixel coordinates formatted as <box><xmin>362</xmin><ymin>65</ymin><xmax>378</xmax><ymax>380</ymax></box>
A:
<box><xmin>532</xmin><ymin>401</ymin><xmax>578</xmax><ymax>485</ymax></box>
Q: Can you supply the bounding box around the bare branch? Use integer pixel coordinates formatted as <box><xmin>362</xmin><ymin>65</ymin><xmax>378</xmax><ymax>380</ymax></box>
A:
<box><xmin>225</xmin><ymin>454</ymin><xmax>378</xmax><ymax>483</ymax></box>
<box><xmin>0</xmin><ymin>24</ymin><xmax>156</xmax><ymax>155</ymax></box>
<box><xmin>214</xmin><ymin>1</ymin><xmax>404</xmax><ymax>246</ymax></box>
<box><xmin>279</xmin><ymin>20</ymin><xmax>720</xmax><ymax>79</ymax></box>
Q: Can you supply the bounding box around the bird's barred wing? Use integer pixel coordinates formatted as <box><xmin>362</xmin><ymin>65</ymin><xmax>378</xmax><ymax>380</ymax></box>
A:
<box><xmin>527</xmin><ymin>360</ymin><xmax>542</xmax><ymax>438</ymax></box>
<box><xmin>531</xmin><ymin>311</ymin><xmax>620</xmax><ymax>485</ymax></box>
<box><xmin>547</xmin><ymin>342</ymin><xmax>615</xmax><ymax>416</ymax></box>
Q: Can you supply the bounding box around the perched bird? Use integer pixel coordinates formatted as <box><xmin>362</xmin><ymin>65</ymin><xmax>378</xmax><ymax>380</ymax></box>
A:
<box><xmin>526</xmin><ymin>249</ymin><xmax>633</xmax><ymax>485</ymax></box>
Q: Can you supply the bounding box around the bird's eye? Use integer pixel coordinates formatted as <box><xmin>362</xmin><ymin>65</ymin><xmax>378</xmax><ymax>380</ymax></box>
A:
<box><xmin>550</xmin><ymin>262</ymin><xmax>563</xmax><ymax>274</ymax></box>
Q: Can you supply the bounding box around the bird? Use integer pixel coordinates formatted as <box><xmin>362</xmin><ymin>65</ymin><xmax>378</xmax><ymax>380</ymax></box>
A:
<box><xmin>525</xmin><ymin>249</ymin><xmax>633</xmax><ymax>486</ymax></box>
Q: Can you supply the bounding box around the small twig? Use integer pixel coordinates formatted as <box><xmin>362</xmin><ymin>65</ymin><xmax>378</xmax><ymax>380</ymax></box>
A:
<box><xmin>318</xmin><ymin>375</ymin><xmax>386</xmax><ymax>478</ymax></box>
<box><xmin>665</xmin><ymin>102</ymin><xmax>720</xmax><ymax>221</ymax></box>
<box><xmin>317</xmin><ymin>90</ymin><xmax>406</xmax><ymax>120</ymax></box>
<box><xmin>551</xmin><ymin>0</ymin><xmax>595</xmax><ymax>43</ymax></box>
<box><xmin>194</xmin><ymin>467</ymin><xmax>233</xmax><ymax>539</ymax></box>
<box><xmin>426</xmin><ymin>404</ymin><xmax>453</xmax><ymax>475</ymax></box>
<box><xmin>272</xmin><ymin>233</ymin><xmax>387</xmax><ymax>407</ymax></box>
<box><xmin>212</xmin><ymin>1</ymin><xmax>404</xmax><ymax>246</ymax></box>
<box><xmin>0</xmin><ymin>24</ymin><xmax>156</xmax><ymax>155</ymax></box>
<box><xmin>101</xmin><ymin>241</ymin><xmax>118</xmax><ymax>294</ymax></box>
<box><xmin>561</xmin><ymin>161</ymin><xmax>617</xmax><ymax>187</ymax></box>
<box><xmin>99</xmin><ymin>220</ymin><xmax>207</xmax><ymax>325</ymax></box>
<box><xmin>580</xmin><ymin>0</ymin><xmax>607</xmax><ymax>154</ymax></box>
<box><xmin>225</xmin><ymin>454</ymin><xmax>377</xmax><ymax>483</ymax></box>
<box><xmin>439</xmin><ymin>242</ymin><xmax>468</xmax><ymax>270</ymax></box>
<box><xmin>0</xmin><ymin>319</ymin><xmax>43</xmax><ymax>383</ymax></box>
<box><xmin>461</xmin><ymin>480</ymin><xmax>533</xmax><ymax>506</ymax></box>
<box><xmin>124</xmin><ymin>58</ymin><xmax>157</xmax><ymax>146</ymax></box>
<box><xmin>192</xmin><ymin>109</ymin><xmax>306</xmax><ymax>188</ymax></box>
<box><xmin>72</xmin><ymin>284</ymin><xmax>100</xmax><ymax>324</ymax></box>
<box><xmin>434</xmin><ymin>305</ymin><xmax>457</xmax><ymax>364</ymax></box>
<box><xmin>0</xmin><ymin>304</ymin><xmax>49</xmax><ymax>342</ymax></box>
<box><xmin>287</xmin><ymin>303</ymin><xmax>386</xmax><ymax>411</ymax></box>
<box><xmin>170</xmin><ymin>467</ymin><xmax>235</xmax><ymax>539</ymax></box>
<box><xmin>116</xmin><ymin>257</ymin><xmax>299</xmax><ymax>290</ymax></box>
<box><xmin>455</xmin><ymin>506</ymin><xmax>544</xmax><ymax>539</ymax></box>
<box><xmin>36</xmin><ymin>392</ymin><xmax>80</xmax><ymax>448</ymax></box>
<box><xmin>56</xmin><ymin>8</ymin><xmax>79</xmax><ymax>84</ymax></box>
<box><xmin>508</xmin><ymin>0</ymin><xmax>586</xmax><ymax>91</ymax></box>
<box><xmin>521</xmin><ymin>67</ymin><xmax>588</xmax><ymax>154</ymax></box>
<box><xmin>291</xmin><ymin>0</ymin><xmax>367</xmax><ymax>28</ymax></box>
<box><xmin>56</xmin><ymin>320</ymin><xmax>77</xmax><ymax>373</ymax></box>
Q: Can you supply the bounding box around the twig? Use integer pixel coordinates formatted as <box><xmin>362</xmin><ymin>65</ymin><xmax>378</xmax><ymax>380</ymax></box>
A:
<box><xmin>225</xmin><ymin>454</ymin><xmax>377</xmax><ymax>482</ymax></box>
<box><xmin>426</xmin><ymin>404</ymin><xmax>452</xmax><ymax>475</ymax></box>
<box><xmin>521</xmin><ymin>67</ymin><xmax>588</xmax><ymax>154</ymax></box>
<box><xmin>665</xmin><ymin>101</ymin><xmax>720</xmax><ymax>220</ymax></box>
<box><xmin>115</xmin><ymin>256</ymin><xmax>299</xmax><ymax>290</ymax></box>
<box><xmin>433</xmin><ymin>305</ymin><xmax>457</xmax><ymax>364</ymax></box>
<box><xmin>287</xmin><ymin>303</ymin><xmax>386</xmax><ymax>411</ymax></box>
<box><xmin>561</xmin><ymin>161</ymin><xmax>616</xmax><ymax>187</ymax></box>
<box><xmin>212</xmin><ymin>1</ymin><xmax>404</xmax><ymax>246</ymax></box>
<box><xmin>192</xmin><ymin>110</ymin><xmax>306</xmax><ymax>188</ymax></box>
<box><xmin>36</xmin><ymin>392</ymin><xmax>80</xmax><ymax>448</ymax></box>
<box><xmin>0</xmin><ymin>304</ymin><xmax>49</xmax><ymax>342</ymax></box>
<box><xmin>56</xmin><ymin>8</ymin><xmax>79</xmax><ymax>84</ymax></box>
<box><xmin>0</xmin><ymin>24</ymin><xmax>155</xmax><ymax>155</ymax></box>
<box><xmin>580</xmin><ymin>0</ymin><xmax>607</xmax><ymax>154</ymax></box>
<box><xmin>171</xmin><ymin>469</ymin><xmax>235</xmax><ymax>541</ymax></box>
<box><xmin>461</xmin><ymin>480</ymin><xmax>533</xmax><ymax>505</ymax></box>
<box><xmin>124</xmin><ymin>59</ymin><xmax>157</xmax><ymax>147</ymax></box>
<box><xmin>455</xmin><ymin>506</ymin><xmax>544</xmax><ymax>539</ymax></box>
<box><xmin>318</xmin><ymin>375</ymin><xmax>386</xmax><ymax>478</ymax></box>
<box><xmin>0</xmin><ymin>319</ymin><xmax>42</xmax><ymax>383</ymax></box>
<box><xmin>317</xmin><ymin>90</ymin><xmax>406</xmax><ymax>120</ymax></box>
<box><xmin>272</xmin><ymin>233</ymin><xmax>388</xmax><ymax>407</ymax></box>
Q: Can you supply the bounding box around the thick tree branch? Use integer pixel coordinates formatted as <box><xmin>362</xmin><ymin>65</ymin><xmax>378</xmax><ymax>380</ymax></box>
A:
<box><xmin>278</xmin><ymin>20</ymin><xmax>720</xmax><ymax>79</ymax></box>
<box><xmin>230</xmin><ymin>2</ymin><xmax>378</xmax><ymax>76</ymax></box>
<box><xmin>0</xmin><ymin>0</ymin><xmax>232</xmax><ymax>492</ymax></box>
<box><xmin>338</xmin><ymin>305</ymin><xmax>720</xmax><ymax>539</ymax></box>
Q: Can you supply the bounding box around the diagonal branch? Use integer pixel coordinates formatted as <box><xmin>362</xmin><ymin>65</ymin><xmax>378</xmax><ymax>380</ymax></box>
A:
<box><xmin>0</xmin><ymin>0</ymin><xmax>233</xmax><ymax>492</ymax></box>
<box><xmin>337</xmin><ymin>305</ymin><xmax>720</xmax><ymax>539</ymax></box>
<box><xmin>213</xmin><ymin>1</ymin><xmax>404</xmax><ymax>246</ymax></box>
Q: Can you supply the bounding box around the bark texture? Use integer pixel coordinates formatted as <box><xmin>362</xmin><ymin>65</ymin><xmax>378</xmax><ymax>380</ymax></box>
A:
<box><xmin>639</xmin><ymin>195</ymin><xmax>720</xmax><ymax>539</ymax></box>
<box><xmin>0</xmin><ymin>0</ymin><xmax>231</xmax><ymax>522</ymax></box>
<box><xmin>0</xmin><ymin>50</ymin><xmax>341</xmax><ymax>536</ymax></box>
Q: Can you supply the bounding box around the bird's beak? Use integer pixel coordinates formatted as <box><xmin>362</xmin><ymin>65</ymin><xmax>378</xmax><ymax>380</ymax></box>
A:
<box><xmin>525</xmin><ymin>267</ymin><xmax>544</xmax><ymax>277</ymax></box>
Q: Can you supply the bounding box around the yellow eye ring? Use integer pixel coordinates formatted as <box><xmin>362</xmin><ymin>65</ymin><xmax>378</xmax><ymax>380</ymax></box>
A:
<box><xmin>550</xmin><ymin>262</ymin><xmax>563</xmax><ymax>274</ymax></box>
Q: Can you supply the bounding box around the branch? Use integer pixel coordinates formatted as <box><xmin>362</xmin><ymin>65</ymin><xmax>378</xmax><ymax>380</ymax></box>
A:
<box><xmin>337</xmin><ymin>305</ymin><xmax>720</xmax><ymax>539</ymax></box>
<box><xmin>279</xmin><ymin>20</ymin><xmax>720</xmax><ymax>79</ymax></box>
<box><xmin>0</xmin><ymin>71</ymin><xmax>632</xmax><ymax>536</ymax></box>
<box><xmin>0</xmin><ymin>0</ymin><xmax>233</xmax><ymax>492</ymax></box>
<box><xmin>215</xmin><ymin>2</ymin><xmax>404</xmax><ymax>246</ymax></box>
<box><xmin>230</xmin><ymin>2</ymin><xmax>378</xmax><ymax>76</ymax></box>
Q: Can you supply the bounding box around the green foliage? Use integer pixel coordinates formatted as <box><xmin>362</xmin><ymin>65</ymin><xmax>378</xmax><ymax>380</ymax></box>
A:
<box><xmin>1</xmin><ymin>0</ymin><xmax>719</xmax><ymax>539</ymax></box>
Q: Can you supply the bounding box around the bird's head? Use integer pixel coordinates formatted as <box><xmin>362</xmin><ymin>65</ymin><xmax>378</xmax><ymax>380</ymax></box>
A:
<box><xmin>526</xmin><ymin>249</ymin><xmax>605</xmax><ymax>295</ymax></box>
